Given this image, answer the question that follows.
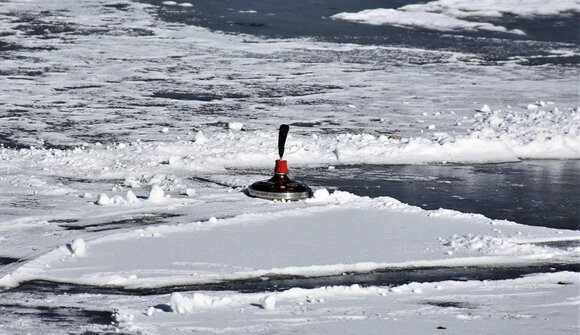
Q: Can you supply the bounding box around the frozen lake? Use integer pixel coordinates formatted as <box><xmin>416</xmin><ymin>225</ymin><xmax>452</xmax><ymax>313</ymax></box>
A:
<box><xmin>0</xmin><ymin>0</ymin><xmax>578</xmax><ymax>334</ymax></box>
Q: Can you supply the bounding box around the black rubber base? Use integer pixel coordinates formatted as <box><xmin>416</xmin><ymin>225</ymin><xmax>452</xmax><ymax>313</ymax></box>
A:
<box><xmin>248</xmin><ymin>174</ymin><xmax>312</xmax><ymax>201</ymax></box>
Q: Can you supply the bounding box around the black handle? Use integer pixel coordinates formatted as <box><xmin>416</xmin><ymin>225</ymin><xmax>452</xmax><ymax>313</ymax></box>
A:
<box><xmin>278</xmin><ymin>124</ymin><xmax>289</xmax><ymax>158</ymax></box>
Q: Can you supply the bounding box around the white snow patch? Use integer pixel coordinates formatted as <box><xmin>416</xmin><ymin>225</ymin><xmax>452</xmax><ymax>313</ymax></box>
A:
<box><xmin>96</xmin><ymin>193</ymin><xmax>111</xmax><ymax>206</ymax></box>
<box><xmin>479</xmin><ymin>104</ymin><xmax>492</xmax><ymax>112</ymax></box>
<box><xmin>312</xmin><ymin>188</ymin><xmax>330</xmax><ymax>200</ymax></box>
<box><xmin>195</xmin><ymin>131</ymin><xmax>208</xmax><ymax>144</ymax></box>
<box><xmin>401</xmin><ymin>0</ymin><xmax>580</xmax><ymax>19</ymax></box>
<box><xmin>527</xmin><ymin>104</ymin><xmax>539</xmax><ymax>110</ymax></box>
<box><xmin>148</xmin><ymin>185</ymin><xmax>165</xmax><ymax>202</ymax></box>
<box><xmin>228</xmin><ymin>122</ymin><xmax>244</xmax><ymax>130</ymax></box>
<box><xmin>170</xmin><ymin>292</ymin><xmax>230</xmax><ymax>314</ymax></box>
<box><xmin>126</xmin><ymin>190</ymin><xmax>138</xmax><ymax>204</ymax></box>
<box><xmin>96</xmin><ymin>191</ymin><xmax>139</xmax><ymax>206</ymax></box>
<box><xmin>169</xmin><ymin>292</ymin><xmax>193</xmax><ymax>314</ymax></box>
<box><xmin>124</xmin><ymin>177</ymin><xmax>141</xmax><ymax>188</ymax></box>
<box><xmin>331</xmin><ymin>8</ymin><xmax>525</xmax><ymax>35</ymax></box>
<box><xmin>260</xmin><ymin>296</ymin><xmax>276</xmax><ymax>310</ymax></box>
<box><xmin>333</xmin><ymin>0</ymin><xmax>579</xmax><ymax>34</ymax></box>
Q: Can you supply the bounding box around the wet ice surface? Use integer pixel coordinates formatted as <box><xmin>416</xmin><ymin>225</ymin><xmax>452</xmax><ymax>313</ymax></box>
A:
<box><xmin>0</xmin><ymin>0</ymin><xmax>578</xmax><ymax>334</ymax></box>
<box><xmin>289</xmin><ymin>160</ymin><xmax>580</xmax><ymax>230</ymax></box>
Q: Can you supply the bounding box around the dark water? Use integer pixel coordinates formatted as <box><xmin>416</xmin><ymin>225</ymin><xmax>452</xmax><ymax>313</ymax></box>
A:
<box><xmin>140</xmin><ymin>0</ymin><xmax>580</xmax><ymax>63</ymax></box>
<box><xmin>11</xmin><ymin>263</ymin><xmax>579</xmax><ymax>295</ymax></box>
<box><xmin>293</xmin><ymin>160</ymin><xmax>580</xmax><ymax>230</ymax></box>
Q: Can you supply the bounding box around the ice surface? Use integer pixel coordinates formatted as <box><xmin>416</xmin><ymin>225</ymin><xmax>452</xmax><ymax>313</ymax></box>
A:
<box><xmin>3</xmin><ymin>192</ymin><xmax>577</xmax><ymax>290</ymax></box>
<box><xmin>228</xmin><ymin>122</ymin><xmax>244</xmax><ymax>131</ymax></box>
<box><xmin>1</xmin><ymin>105</ymin><xmax>577</xmax><ymax>202</ymax></box>
<box><xmin>0</xmin><ymin>0</ymin><xmax>578</xmax><ymax>149</ymax></box>
<box><xmin>401</xmin><ymin>0</ymin><xmax>580</xmax><ymax>18</ymax></box>
<box><xmin>110</xmin><ymin>272</ymin><xmax>580</xmax><ymax>334</ymax></box>
<box><xmin>148</xmin><ymin>185</ymin><xmax>166</xmax><ymax>202</ymax></box>
<box><xmin>332</xmin><ymin>9</ymin><xmax>525</xmax><ymax>35</ymax></box>
<box><xmin>70</xmin><ymin>238</ymin><xmax>87</xmax><ymax>257</ymax></box>
<box><xmin>96</xmin><ymin>193</ymin><xmax>111</xmax><ymax>206</ymax></box>
<box><xmin>0</xmin><ymin>0</ymin><xmax>578</xmax><ymax>334</ymax></box>
<box><xmin>260</xmin><ymin>295</ymin><xmax>276</xmax><ymax>310</ymax></box>
<box><xmin>332</xmin><ymin>0</ymin><xmax>580</xmax><ymax>34</ymax></box>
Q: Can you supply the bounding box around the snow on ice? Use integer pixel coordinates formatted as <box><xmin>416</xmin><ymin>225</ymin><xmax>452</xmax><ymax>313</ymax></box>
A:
<box><xmin>109</xmin><ymin>272</ymin><xmax>580</xmax><ymax>334</ymax></box>
<box><xmin>70</xmin><ymin>238</ymin><xmax>87</xmax><ymax>257</ymax></box>
<box><xmin>332</xmin><ymin>0</ymin><xmax>580</xmax><ymax>34</ymax></box>
<box><xmin>0</xmin><ymin>0</ymin><xmax>578</xmax><ymax>334</ymax></box>
<box><xmin>1</xmin><ymin>104</ymin><xmax>578</xmax><ymax>190</ymax></box>
<box><xmin>332</xmin><ymin>9</ymin><xmax>526</xmax><ymax>35</ymax></box>
<box><xmin>228</xmin><ymin>121</ymin><xmax>244</xmax><ymax>131</ymax></box>
<box><xmin>2</xmin><ymin>192</ymin><xmax>577</xmax><ymax>290</ymax></box>
<box><xmin>148</xmin><ymin>185</ymin><xmax>167</xmax><ymax>202</ymax></box>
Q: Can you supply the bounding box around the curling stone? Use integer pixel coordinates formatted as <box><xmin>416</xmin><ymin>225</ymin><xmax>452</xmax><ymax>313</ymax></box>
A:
<box><xmin>247</xmin><ymin>124</ymin><xmax>312</xmax><ymax>201</ymax></box>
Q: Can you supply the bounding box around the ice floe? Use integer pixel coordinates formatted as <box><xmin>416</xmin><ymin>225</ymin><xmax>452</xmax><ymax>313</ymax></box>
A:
<box><xmin>332</xmin><ymin>9</ymin><xmax>525</xmax><ymax>35</ymax></box>
<box><xmin>1</xmin><ymin>192</ymin><xmax>577</xmax><ymax>290</ymax></box>
<box><xmin>332</xmin><ymin>0</ymin><xmax>580</xmax><ymax>34</ymax></box>
<box><xmin>108</xmin><ymin>271</ymin><xmax>580</xmax><ymax>334</ymax></box>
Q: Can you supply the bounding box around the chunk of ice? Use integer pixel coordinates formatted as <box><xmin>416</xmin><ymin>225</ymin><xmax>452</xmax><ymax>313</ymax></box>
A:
<box><xmin>260</xmin><ymin>296</ymin><xmax>276</xmax><ymax>310</ymax></box>
<box><xmin>228</xmin><ymin>122</ymin><xmax>244</xmax><ymax>130</ymax></box>
<box><xmin>148</xmin><ymin>185</ymin><xmax>165</xmax><ymax>202</ymax></box>
<box><xmin>70</xmin><ymin>238</ymin><xmax>87</xmax><ymax>257</ymax></box>
<box><xmin>96</xmin><ymin>193</ymin><xmax>111</xmax><ymax>206</ymax></box>
<box><xmin>479</xmin><ymin>104</ymin><xmax>491</xmax><ymax>112</ymax></box>
<box><xmin>170</xmin><ymin>292</ymin><xmax>192</xmax><ymax>314</ymax></box>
